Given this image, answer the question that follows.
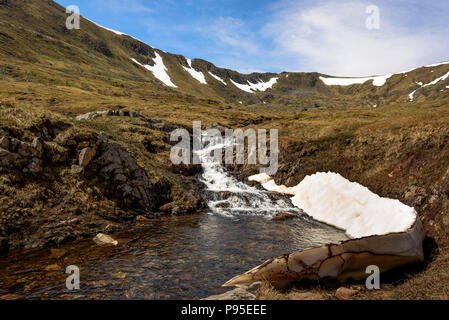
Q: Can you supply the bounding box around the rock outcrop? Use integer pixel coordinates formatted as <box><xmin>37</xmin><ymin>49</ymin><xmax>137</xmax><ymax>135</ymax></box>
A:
<box><xmin>0</xmin><ymin>122</ymin><xmax>182</xmax><ymax>250</ymax></box>
<box><xmin>75</xmin><ymin>110</ymin><xmax>142</xmax><ymax>121</ymax></box>
<box><xmin>0</xmin><ymin>126</ymin><xmax>159</xmax><ymax>214</ymax></box>
<box><xmin>224</xmin><ymin>172</ymin><xmax>426</xmax><ymax>288</ymax></box>
<box><xmin>91</xmin><ymin>142</ymin><xmax>158</xmax><ymax>213</ymax></box>
<box><xmin>0</xmin><ymin>136</ymin><xmax>44</xmax><ymax>173</ymax></box>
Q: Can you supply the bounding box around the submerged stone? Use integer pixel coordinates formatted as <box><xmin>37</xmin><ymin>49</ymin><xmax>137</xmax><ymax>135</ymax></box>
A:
<box><xmin>93</xmin><ymin>233</ymin><xmax>118</xmax><ymax>246</ymax></box>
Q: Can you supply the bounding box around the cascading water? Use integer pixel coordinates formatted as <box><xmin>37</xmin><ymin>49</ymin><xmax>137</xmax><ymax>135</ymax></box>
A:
<box><xmin>196</xmin><ymin>132</ymin><xmax>301</xmax><ymax>218</ymax></box>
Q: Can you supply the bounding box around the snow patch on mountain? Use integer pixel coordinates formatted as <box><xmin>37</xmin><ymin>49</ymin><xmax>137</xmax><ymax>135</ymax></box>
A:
<box><xmin>230</xmin><ymin>78</ymin><xmax>278</xmax><ymax>93</ymax></box>
<box><xmin>421</xmin><ymin>71</ymin><xmax>449</xmax><ymax>87</ymax></box>
<box><xmin>183</xmin><ymin>59</ymin><xmax>207</xmax><ymax>85</ymax></box>
<box><xmin>321</xmin><ymin>62</ymin><xmax>449</xmax><ymax>89</ymax></box>
<box><xmin>131</xmin><ymin>53</ymin><xmax>177</xmax><ymax>88</ymax></box>
<box><xmin>409</xmin><ymin>70</ymin><xmax>449</xmax><ymax>102</ymax></box>
<box><xmin>84</xmin><ymin>17</ymin><xmax>149</xmax><ymax>46</ymax></box>
<box><xmin>424</xmin><ymin>61</ymin><xmax>449</xmax><ymax>68</ymax></box>
<box><xmin>319</xmin><ymin>75</ymin><xmax>392</xmax><ymax>87</ymax></box>
<box><xmin>208</xmin><ymin>72</ymin><xmax>227</xmax><ymax>85</ymax></box>
<box><xmin>84</xmin><ymin>17</ymin><xmax>126</xmax><ymax>36</ymax></box>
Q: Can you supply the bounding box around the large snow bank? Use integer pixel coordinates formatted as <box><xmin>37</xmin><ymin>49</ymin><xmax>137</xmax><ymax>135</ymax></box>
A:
<box><xmin>290</xmin><ymin>172</ymin><xmax>416</xmax><ymax>238</ymax></box>
<box><xmin>249</xmin><ymin>172</ymin><xmax>417</xmax><ymax>238</ymax></box>
<box><xmin>131</xmin><ymin>53</ymin><xmax>177</xmax><ymax>88</ymax></box>
<box><xmin>228</xmin><ymin>171</ymin><xmax>425</xmax><ymax>288</ymax></box>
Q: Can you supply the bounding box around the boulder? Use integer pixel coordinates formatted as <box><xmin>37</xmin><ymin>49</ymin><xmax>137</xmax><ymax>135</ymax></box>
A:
<box><xmin>31</xmin><ymin>137</ymin><xmax>43</xmax><ymax>155</ymax></box>
<box><xmin>92</xmin><ymin>142</ymin><xmax>157</xmax><ymax>212</ymax></box>
<box><xmin>224</xmin><ymin>172</ymin><xmax>425</xmax><ymax>288</ymax></box>
<box><xmin>78</xmin><ymin>147</ymin><xmax>96</xmax><ymax>168</ymax></box>
<box><xmin>93</xmin><ymin>233</ymin><xmax>118</xmax><ymax>246</ymax></box>
<box><xmin>75</xmin><ymin>110</ymin><xmax>142</xmax><ymax>121</ymax></box>
<box><xmin>71</xmin><ymin>164</ymin><xmax>84</xmax><ymax>174</ymax></box>
<box><xmin>75</xmin><ymin>112</ymin><xmax>98</xmax><ymax>121</ymax></box>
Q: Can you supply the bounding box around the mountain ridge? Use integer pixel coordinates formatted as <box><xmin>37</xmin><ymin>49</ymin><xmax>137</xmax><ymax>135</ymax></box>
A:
<box><xmin>1</xmin><ymin>0</ymin><xmax>448</xmax><ymax>109</ymax></box>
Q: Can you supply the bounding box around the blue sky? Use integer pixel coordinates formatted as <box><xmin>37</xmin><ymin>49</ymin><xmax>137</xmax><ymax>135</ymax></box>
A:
<box><xmin>56</xmin><ymin>0</ymin><xmax>449</xmax><ymax>76</ymax></box>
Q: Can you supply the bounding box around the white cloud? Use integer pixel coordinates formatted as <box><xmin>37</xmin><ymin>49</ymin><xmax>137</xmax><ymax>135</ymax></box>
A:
<box><xmin>95</xmin><ymin>0</ymin><xmax>153</xmax><ymax>14</ymax></box>
<box><xmin>264</xmin><ymin>0</ymin><xmax>449</xmax><ymax>76</ymax></box>
<box><xmin>190</xmin><ymin>17</ymin><xmax>266</xmax><ymax>73</ymax></box>
<box><xmin>201</xmin><ymin>17</ymin><xmax>260</xmax><ymax>55</ymax></box>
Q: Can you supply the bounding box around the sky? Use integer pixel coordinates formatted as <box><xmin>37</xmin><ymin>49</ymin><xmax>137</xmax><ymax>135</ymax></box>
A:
<box><xmin>56</xmin><ymin>0</ymin><xmax>449</xmax><ymax>76</ymax></box>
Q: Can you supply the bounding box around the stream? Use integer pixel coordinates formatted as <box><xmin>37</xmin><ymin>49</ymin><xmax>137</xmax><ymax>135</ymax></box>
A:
<box><xmin>0</xmin><ymin>135</ymin><xmax>348</xmax><ymax>300</ymax></box>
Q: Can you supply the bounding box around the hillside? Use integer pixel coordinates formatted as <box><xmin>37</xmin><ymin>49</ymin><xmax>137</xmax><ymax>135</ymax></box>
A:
<box><xmin>1</xmin><ymin>0</ymin><xmax>449</xmax><ymax>111</ymax></box>
<box><xmin>1</xmin><ymin>0</ymin><xmax>449</xmax><ymax>300</ymax></box>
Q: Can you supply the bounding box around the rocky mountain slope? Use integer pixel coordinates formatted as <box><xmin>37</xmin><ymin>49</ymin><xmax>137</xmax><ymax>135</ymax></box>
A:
<box><xmin>1</xmin><ymin>0</ymin><xmax>449</xmax><ymax>110</ymax></box>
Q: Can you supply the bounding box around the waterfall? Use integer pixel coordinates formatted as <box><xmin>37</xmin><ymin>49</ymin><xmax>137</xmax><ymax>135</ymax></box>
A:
<box><xmin>195</xmin><ymin>132</ymin><xmax>301</xmax><ymax>218</ymax></box>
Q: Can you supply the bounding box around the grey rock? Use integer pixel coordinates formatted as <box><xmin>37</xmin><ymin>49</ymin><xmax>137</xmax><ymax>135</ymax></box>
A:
<box><xmin>92</xmin><ymin>143</ymin><xmax>158</xmax><ymax>212</ymax></box>
<box><xmin>78</xmin><ymin>147</ymin><xmax>96</xmax><ymax>168</ymax></box>
<box><xmin>93</xmin><ymin>233</ymin><xmax>118</xmax><ymax>246</ymax></box>
<box><xmin>75</xmin><ymin>112</ymin><xmax>98</xmax><ymax>121</ymax></box>
<box><xmin>101</xmin><ymin>163</ymin><xmax>121</xmax><ymax>174</ymax></box>
<box><xmin>129</xmin><ymin>111</ymin><xmax>141</xmax><ymax>118</ymax></box>
<box><xmin>71</xmin><ymin>164</ymin><xmax>84</xmax><ymax>174</ymax></box>
<box><xmin>31</xmin><ymin>137</ymin><xmax>43</xmax><ymax>156</ymax></box>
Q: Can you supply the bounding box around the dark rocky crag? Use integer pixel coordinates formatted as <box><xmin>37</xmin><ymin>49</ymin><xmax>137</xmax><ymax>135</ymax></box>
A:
<box><xmin>0</xmin><ymin>117</ymin><xmax>205</xmax><ymax>251</ymax></box>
